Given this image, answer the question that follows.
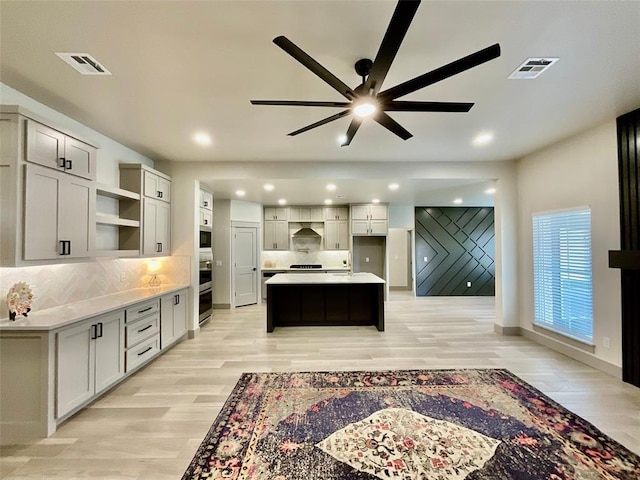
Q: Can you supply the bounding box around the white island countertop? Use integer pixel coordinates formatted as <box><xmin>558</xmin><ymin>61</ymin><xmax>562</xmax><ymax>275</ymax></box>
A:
<box><xmin>0</xmin><ymin>284</ymin><xmax>189</xmax><ymax>331</ymax></box>
<box><xmin>265</xmin><ymin>272</ymin><xmax>385</xmax><ymax>285</ymax></box>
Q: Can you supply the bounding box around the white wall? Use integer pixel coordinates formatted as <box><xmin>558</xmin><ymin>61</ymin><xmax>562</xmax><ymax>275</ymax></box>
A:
<box><xmin>212</xmin><ymin>199</ymin><xmax>232</xmax><ymax>307</ymax></box>
<box><xmin>230</xmin><ymin>200</ymin><xmax>262</xmax><ymax>222</ymax></box>
<box><xmin>388</xmin><ymin>228</ymin><xmax>410</xmax><ymax>288</ymax></box>
<box><xmin>388</xmin><ymin>204</ymin><xmax>415</xmax><ymax>229</ymax></box>
<box><xmin>517</xmin><ymin>120</ymin><xmax>622</xmax><ymax>370</ymax></box>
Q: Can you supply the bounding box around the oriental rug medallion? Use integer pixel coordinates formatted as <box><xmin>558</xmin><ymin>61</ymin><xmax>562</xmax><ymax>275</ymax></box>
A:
<box><xmin>182</xmin><ymin>369</ymin><xmax>640</xmax><ymax>480</ymax></box>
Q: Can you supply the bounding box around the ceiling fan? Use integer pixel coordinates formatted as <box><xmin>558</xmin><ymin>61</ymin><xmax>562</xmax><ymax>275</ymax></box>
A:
<box><xmin>250</xmin><ymin>0</ymin><xmax>500</xmax><ymax>147</ymax></box>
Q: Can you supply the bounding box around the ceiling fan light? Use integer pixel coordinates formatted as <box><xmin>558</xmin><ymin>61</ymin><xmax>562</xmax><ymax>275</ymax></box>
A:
<box><xmin>353</xmin><ymin>100</ymin><xmax>377</xmax><ymax>118</ymax></box>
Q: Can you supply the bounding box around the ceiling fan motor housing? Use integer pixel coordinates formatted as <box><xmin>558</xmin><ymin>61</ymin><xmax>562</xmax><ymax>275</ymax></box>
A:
<box><xmin>355</xmin><ymin>58</ymin><xmax>373</xmax><ymax>79</ymax></box>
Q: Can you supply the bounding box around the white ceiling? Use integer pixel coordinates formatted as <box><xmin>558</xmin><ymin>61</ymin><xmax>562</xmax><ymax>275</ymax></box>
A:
<box><xmin>1</xmin><ymin>1</ymin><xmax>639</xmax><ymax>205</ymax></box>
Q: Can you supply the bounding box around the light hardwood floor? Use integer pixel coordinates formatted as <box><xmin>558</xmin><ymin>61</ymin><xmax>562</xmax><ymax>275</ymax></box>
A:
<box><xmin>1</xmin><ymin>293</ymin><xmax>639</xmax><ymax>479</ymax></box>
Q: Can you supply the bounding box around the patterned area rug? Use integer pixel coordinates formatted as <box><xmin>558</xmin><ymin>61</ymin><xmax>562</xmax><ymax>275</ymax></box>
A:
<box><xmin>182</xmin><ymin>369</ymin><xmax>640</xmax><ymax>479</ymax></box>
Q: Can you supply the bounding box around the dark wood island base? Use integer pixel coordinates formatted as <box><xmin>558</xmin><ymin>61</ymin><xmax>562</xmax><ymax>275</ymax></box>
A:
<box><xmin>265</xmin><ymin>273</ymin><xmax>385</xmax><ymax>332</ymax></box>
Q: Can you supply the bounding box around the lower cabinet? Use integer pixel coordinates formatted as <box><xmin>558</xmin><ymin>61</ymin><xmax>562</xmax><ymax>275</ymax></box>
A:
<box><xmin>56</xmin><ymin>310</ymin><xmax>125</xmax><ymax>419</ymax></box>
<box><xmin>125</xmin><ymin>298</ymin><xmax>161</xmax><ymax>372</ymax></box>
<box><xmin>160</xmin><ymin>289</ymin><xmax>188</xmax><ymax>349</ymax></box>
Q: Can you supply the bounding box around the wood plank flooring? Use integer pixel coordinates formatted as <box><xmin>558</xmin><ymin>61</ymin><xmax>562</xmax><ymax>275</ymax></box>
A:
<box><xmin>2</xmin><ymin>293</ymin><xmax>639</xmax><ymax>479</ymax></box>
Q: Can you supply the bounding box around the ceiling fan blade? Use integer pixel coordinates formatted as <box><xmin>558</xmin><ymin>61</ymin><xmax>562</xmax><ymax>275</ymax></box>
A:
<box><xmin>340</xmin><ymin>118</ymin><xmax>363</xmax><ymax>147</ymax></box>
<box><xmin>379</xmin><ymin>43</ymin><xmax>501</xmax><ymax>101</ymax></box>
<box><xmin>384</xmin><ymin>101</ymin><xmax>473</xmax><ymax>112</ymax></box>
<box><xmin>288</xmin><ymin>110</ymin><xmax>352</xmax><ymax>136</ymax></box>
<box><xmin>364</xmin><ymin>0</ymin><xmax>420</xmax><ymax>96</ymax></box>
<box><xmin>373</xmin><ymin>112</ymin><xmax>413</xmax><ymax>140</ymax></box>
<box><xmin>251</xmin><ymin>100</ymin><xmax>351</xmax><ymax>108</ymax></box>
<box><xmin>273</xmin><ymin>36</ymin><xmax>357</xmax><ymax>101</ymax></box>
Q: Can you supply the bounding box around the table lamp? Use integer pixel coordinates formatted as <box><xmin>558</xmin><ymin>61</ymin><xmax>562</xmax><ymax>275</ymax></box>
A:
<box><xmin>147</xmin><ymin>260</ymin><xmax>162</xmax><ymax>287</ymax></box>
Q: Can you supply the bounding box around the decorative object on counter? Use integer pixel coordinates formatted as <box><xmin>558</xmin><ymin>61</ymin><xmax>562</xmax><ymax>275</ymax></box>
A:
<box><xmin>6</xmin><ymin>281</ymin><xmax>33</xmax><ymax>321</ymax></box>
<box><xmin>147</xmin><ymin>260</ymin><xmax>162</xmax><ymax>287</ymax></box>
<box><xmin>182</xmin><ymin>369</ymin><xmax>640</xmax><ymax>480</ymax></box>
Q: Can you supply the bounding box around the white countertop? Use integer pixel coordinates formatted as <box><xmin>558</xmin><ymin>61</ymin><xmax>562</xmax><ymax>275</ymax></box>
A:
<box><xmin>265</xmin><ymin>272</ymin><xmax>385</xmax><ymax>285</ymax></box>
<box><xmin>0</xmin><ymin>284</ymin><xmax>189</xmax><ymax>332</ymax></box>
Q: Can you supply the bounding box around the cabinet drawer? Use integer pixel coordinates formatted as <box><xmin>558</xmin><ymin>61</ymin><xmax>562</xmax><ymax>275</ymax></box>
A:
<box><xmin>126</xmin><ymin>299</ymin><xmax>159</xmax><ymax>323</ymax></box>
<box><xmin>126</xmin><ymin>335</ymin><xmax>159</xmax><ymax>372</ymax></box>
<box><xmin>126</xmin><ymin>313</ymin><xmax>159</xmax><ymax>347</ymax></box>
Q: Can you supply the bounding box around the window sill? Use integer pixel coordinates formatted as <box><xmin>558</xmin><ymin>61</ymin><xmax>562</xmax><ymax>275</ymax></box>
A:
<box><xmin>533</xmin><ymin>324</ymin><xmax>595</xmax><ymax>353</ymax></box>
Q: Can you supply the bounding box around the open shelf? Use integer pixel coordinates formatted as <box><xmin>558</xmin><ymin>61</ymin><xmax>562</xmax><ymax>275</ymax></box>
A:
<box><xmin>96</xmin><ymin>183</ymin><xmax>140</xmax><ymax>201</ymax></box>
<box><xmin>94</xmin><ymin>249</ymin><xmax>140</xmax><ymax>258</ymax></box>
<box><xmin>96</xmin><ymin>214</ymin><xmax>140</xmax><ymax>227</ymax></box>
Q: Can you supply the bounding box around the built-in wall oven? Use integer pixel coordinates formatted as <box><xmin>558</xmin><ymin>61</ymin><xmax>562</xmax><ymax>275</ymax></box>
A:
<box><xmin>199</xmin><ymin>251</ymin><xmax>213</xmax><ymax>325</ymax></box>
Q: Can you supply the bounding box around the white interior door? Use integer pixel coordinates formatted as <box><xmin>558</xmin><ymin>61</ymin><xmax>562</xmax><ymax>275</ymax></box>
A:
<box><xmin>233</xmin><ymin>226</ymin><xmax>258</xmax><ymax>307</ymax></box>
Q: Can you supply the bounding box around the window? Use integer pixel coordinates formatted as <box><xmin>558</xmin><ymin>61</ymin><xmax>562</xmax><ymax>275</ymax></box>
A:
<box><xmin>532</xmin><ymin>208</ymin><xmax>593</xmax><ymax>344</ymax></box>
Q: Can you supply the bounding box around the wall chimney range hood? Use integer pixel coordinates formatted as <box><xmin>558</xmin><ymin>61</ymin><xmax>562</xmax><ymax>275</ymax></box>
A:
<box><xmin>292</xmin><ymin>225</ymin><xmax>321</xmax><ymax>238</ymax></box>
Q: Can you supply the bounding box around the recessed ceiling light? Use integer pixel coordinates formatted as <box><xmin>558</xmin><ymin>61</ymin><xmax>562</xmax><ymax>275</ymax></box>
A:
<box><xmin>453</xmin><ymin>198</ymin><xmax>463</xmax><ymax>204</ymax></box>
<box><xmin>388</xmin><ymin>183</ymin><xmax>399</xmax><ymax>190</ymax></box>
<box><xmin>278</xmin><ymin>198</ymin><xmax>287</xmax><ymax>205</ymax></box>
<box><xmin>473</xmin><ymin>132</ymin><xmax>494</xmax><ymax>147</ymax></box>
<box><xmin>372</xmin><ymin>198</ymin><xmax>380</xmax><ymax>204</ymax></box>
<box><xmin>336</xmin><ymin>195</ymin><xmax>346</xmax><ymax>199</ymax></box>
<box><xmin>324</xmin><ymin>199</ymin><xmax>333</xmax><ymax>205</ymax></box>
<box><xmin>194</xmin><ymin>132</ymin><xmax>212</xmax><ymax>146</ymax></box>
<box><xmin>485</xmin><ymin>188</ymin><xmax>496</xmax><ymax>194</ymax></box>
<box><xmin>337</xmin><ymin>135</ymin><xmax>347</xmax><ymax>145</ymax></box>
<box><xmin>264</xmin><ymin>184</ymin><xmax>274</xmax><ymax>191</ymax></box>
<box><xmin>235</xmin><ymin>190</ymin><xmax>246</xmax><ymax>197</ymax></box>
<box><xmin>326</xmin><ymin>184</ymin><xmax>337</xmax><ymax>191</ymax></box>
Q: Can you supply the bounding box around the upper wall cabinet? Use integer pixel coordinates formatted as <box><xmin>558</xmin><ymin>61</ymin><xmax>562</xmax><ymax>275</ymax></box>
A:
<box><xmin>119</xmin><ymin>164</ymin><xmax>172</xmax><ymax>257</ymax></box>
<box><xmin>324</xmin><ymin>207</ymin><xmax>349</xmax><ymax>221</ymax></box>
<box><xmin>264</xmin><ymin>207</ymin><xmax>289</xmax><ymax>220</ymax></box>
<box><xmin>289</xmin><ymin>207</ymin><xmax>323</xmax><ymax>222</ymax></box>
<box><xmin>0</xmin><ymin>106</ymin><xmax>99</xmax><ymax>266</ymax></box>
<box><xmin>199</xmin><ymin>189</ymin><xmax>213</xmax><ymax>229</ymax></box>
<box><xmin>26</xmin><ymin>119</ymin><xmax>96</xmax><ymax>181</ymax></box>
<box><xmin>200</xmin><ymin>190</ymin><xmax>213</xmax><ymax>210</ymax></box>
<box><xmin>351</xmin><ymin>204</ymin><xmax>388</xmax><ymax>236</ymax></box>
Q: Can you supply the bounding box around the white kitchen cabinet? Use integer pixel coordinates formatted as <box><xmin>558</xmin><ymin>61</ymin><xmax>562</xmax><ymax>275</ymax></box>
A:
<box><xmin>160</xmin><ymin>289</ymin><xmax>188</xmax><ymax>349</ymax></box>
<box><xmin>264</xmin><ymin>207</ymin><xmax>289</xmax><ymax>220</ymax></box>
<box><xmin>125</xmin><ymin>298</ymin><xmax>161</xmax><ymax>372</ymax></box>
<box><xmin>351</xmin><ymin>204</ymin><xmax>388</xmax><ymax>236</ymax></box>
<box><xmin>119</xmin><ymin>164</ymin><xmax>172</xmax><ymax>257</ymax></box>
<box><xmin>264</xmin><ymin>220</ymin><xmax>289</xmax><ymax>250</ymax></box>
<box><xmin>200</xmin><ymin>189</ymin><xmax>213</xmax><ymax>210</ymax></box>
<box><xmin>142</xmin><ymin>197</ymin><xmax>171</xmax><ymax>256</ymax></box>
<box><xmin>200</xmin><ymin>208</ymin><xmax>212</xmax><ymax>228</ymax></box>
<box><xmin>56</xmin><ymin>310</ymin><xmax>125</xmax><ymax>419</ymax></box>
<box><xmin>24</xmin><ymin>164</ymin><xmax>95</xmax><ymax>260</ymax></box>
<box><xmin>324</xmin><ymin>206</ymin><xmax>349</xmax><ymax>220</ymax></box>
<box><xmin>325</xmin><ymin>220</ymin><xmax>349</xmax><ymax>250</ymax></box>
<box><xmin>143</xmin><ymin>170</ymin><xmax>171</xmax><ymax>202</ymax></box>
<box><xmin>289</xmin><ymin>207</ymin><xmax>323</xmax><ymax>222</ymax></box>
<box><xmin>26</xmin><ymin>119</ymin><xmax>97</xmax><ymax>181</ymax></box>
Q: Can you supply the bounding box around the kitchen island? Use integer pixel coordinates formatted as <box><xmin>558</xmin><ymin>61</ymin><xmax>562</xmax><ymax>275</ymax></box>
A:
<box><xmin>265</xmin><ymin>272</ymin><xmax>385</xmax><ymax>332</ymax></box>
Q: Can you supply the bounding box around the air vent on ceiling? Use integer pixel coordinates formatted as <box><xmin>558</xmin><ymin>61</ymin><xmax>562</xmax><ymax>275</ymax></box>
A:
<box><xmin>55</xmin><ymin>52</ymin><xmax>112</xmax><ymax>75</ymax></box>
<box><xmin>508</xmin><ymin>57</ymin><xmax>558</xmax><ymax>79</ymax></box>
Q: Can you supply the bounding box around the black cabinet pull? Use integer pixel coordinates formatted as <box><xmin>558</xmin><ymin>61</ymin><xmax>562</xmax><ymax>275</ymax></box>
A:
<box><xmin>137</xmin><ymin>324</ymin><xmax>152</xmax><ymax>333</ymax></box>
<box><xmin>59</xmin><ymin>240</ymin><xmax>71</xmax><ymax>255</ymax></box>
<box><xmin>174</xmin><ymin>294</ymin><xmax>179</xmax><ymax>306</ymax></box>
<box><xmin>65</xmin><ymin>159</ymin><xmax>72</xmax><ymax>170</ymax></box>
<box><xmin>204</xmin><ymin>200</ymin><xmax>208</xmax><ymax>207</ymax></box>
<box><xmin>156</xmin><ymin>242</ymin><xmax>163</xmax><ymax>253</ymax></box>
<box><xmin>204</xmin><ymin>219</ymin><xmax>208</xmax><ymax>225</ymax></box>
<box><xmin>138</xmin><ymin>306</ymin><xmax>153</xmax><ymax>314</ymax></box>
<box><xmin>138</xmin><ymin>346</ymin><xmax>152</xmax><ymax>356</ymax></box>
<box><xmin>90</xmin><ymin>324</ymin><xmax>97</xmax><ymax>340</ymax></box>
<box><xmin>59</xmin><ymin>157</ymin><xmax>66</xmax><ymax>168</ymax></box>
<box><xmin>97</xmin><ymin>322</ymin><xmax>103</xmax><ymax>338</ymax></box>
<box><xmin>157</xmin><ymin>190</ymin><xmax>161</xmax><ymax>198</ymax></box>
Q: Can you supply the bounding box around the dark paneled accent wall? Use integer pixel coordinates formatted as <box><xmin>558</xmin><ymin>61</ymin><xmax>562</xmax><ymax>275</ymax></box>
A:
<box><xmin>415</xmin><ymin>207</ymin><xmax>495</xmax><ymax>296</ymax></box>
<box><xmin>615</xmin><ymin>108</ymin><xmax>640</xmax><ymax>387</ymax></box>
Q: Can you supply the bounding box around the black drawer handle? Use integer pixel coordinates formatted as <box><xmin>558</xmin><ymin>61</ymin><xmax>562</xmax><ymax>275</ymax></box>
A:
<box><xmin>137</xmin><ymin>324</ymin><xmax>153</xmax><ymax>333</ymax></box>
<box><xmin>137</xmin><ymin>346</ymin><xmax>152</xmax><ymax>356</ymax></box>
<box><xmin>137</xmin><ymin>306</ymin><xmax>153</xmax><ymax>314</ymax></box>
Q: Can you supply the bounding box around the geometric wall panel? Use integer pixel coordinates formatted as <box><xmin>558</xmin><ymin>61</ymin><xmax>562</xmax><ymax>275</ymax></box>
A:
<box><xmin>415</xmin><ymin>207</ymin><xmax>495</xmax><ymax>296</ymax></box>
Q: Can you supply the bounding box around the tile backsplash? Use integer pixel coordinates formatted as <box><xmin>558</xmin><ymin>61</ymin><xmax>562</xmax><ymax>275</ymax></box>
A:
<box><xmin>261</xmin><ymin>237</ymin><xmax>349</xmax><ymax>268</ymax></box>
<box><xmin>0</xmin><ymin>256</ymin><xmax>190</xmax><ymax>319</ymax></box>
